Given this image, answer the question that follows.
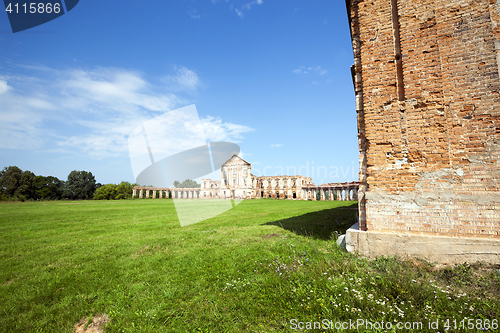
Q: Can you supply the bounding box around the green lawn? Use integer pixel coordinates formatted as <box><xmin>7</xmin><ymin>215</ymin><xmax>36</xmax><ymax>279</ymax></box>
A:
<box><xmin>0</xmin><ymin>199</ymin><xmax>499</xmax><ymax>332</ymax></box>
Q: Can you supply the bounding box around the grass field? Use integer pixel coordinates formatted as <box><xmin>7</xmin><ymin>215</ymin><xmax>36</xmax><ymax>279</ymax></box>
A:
<box><xmin>0</xmin><ymin>199</ymin><xmax>499</xmax><ymax>332</ymax></box>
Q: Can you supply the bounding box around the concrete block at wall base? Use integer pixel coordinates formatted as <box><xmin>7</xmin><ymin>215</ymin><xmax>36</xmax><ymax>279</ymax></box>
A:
<box><xmin>345</xmin><ymin>224</ymin><xmax>500</xmax><ymax>264</ymax></box>
<box><xmin>336</xmin><ymin>234</ymin><xmax>346</xmax><ymax>250</ymax></box>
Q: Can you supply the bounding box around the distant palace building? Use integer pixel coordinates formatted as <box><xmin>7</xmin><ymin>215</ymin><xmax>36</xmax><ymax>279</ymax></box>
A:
<box><xmin>133</xmin><ymin>154</ymin><xmax>359</xmax><ymax>201</ymax></box>
<box><xmin>202</xmin><ymin>154</ymin><xmax>313</xmax><ymax>199</ymax></box>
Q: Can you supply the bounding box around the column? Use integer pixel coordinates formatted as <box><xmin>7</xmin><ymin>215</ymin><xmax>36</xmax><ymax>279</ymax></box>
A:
<box><xmin>337</xmin><ymin>189</ymin><xmax>342</xmax><ymax>201</ymax></box>
<box><xmin>320</xmin><ymin>189</ymin><xmax>325</xmax><ymax>201</ymax></box>
<box><xmin>132</xmin><ymin>188</ymin><xmax>136</xmax><ymax>199</ymax></box>
<box><xmin>139</xmin><ymin>189</ymin><xmax>143</xmax><ymax>198</ymax></box>
<box><xmin>311</xmin><ymin>189</ymin><xmax>316</xmax><ymax>201</ymax></box>
<box><xmin>152</xmin><ymin>190</ymin><xmax>157</xmax><ymax>199</ymax></box>
<box><xmin>353</xmin><ymin>188</ymin><xmax>358</xmax><ymax>201</ymax></box>
<box><xmin>146</xmin><ymin>189</ymin><xmax>150</xmax><ymax>198</ymax></box>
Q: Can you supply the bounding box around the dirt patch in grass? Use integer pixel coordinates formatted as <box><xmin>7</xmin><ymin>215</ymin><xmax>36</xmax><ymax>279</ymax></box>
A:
<box><xmin>262</xmin><ymin>233</ymin><xmax>280</xmax><ymax>239</ymax></box>
<box><xmin>74</xmin><ymin>314</ymin><xmax>110</xmax><ymax>333</ymax></box>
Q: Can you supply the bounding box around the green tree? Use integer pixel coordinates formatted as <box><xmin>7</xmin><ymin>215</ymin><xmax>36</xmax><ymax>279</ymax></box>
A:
<box><xmin>93</xmin><ymin>184</ymin><xmax>118</xmax><ymax>200</ymax></box>
<box><xmin>63</xmin><ymin>170</ymin><xmax>97</xmax><ymax>200</ymax></box>
<box><xmin>93</xmin><ymin>182</ymin><xmax>137</xmax><ymax>200</ymax></box>
<box><xmin>0</xmin><ymin>166</ymin><xmax>23</xmax><ymax>198</ymax></box>
<box><xmin>18</xmin><ymin>171</ymin><xmax>36</xmax><ymax>200</ymax></box>
<box><xmin>34</xmin><ymin>176</ymin><xmax>63</xmax><ymax>200</ymax></box>
<box><xmin>173</xmin><ymin>179</ymin><xmax>200</xmax><ymax>188</ymax></box>
<box><xmin>115</xmin><ymin>181</ymin><xmax>136</xmax><ymax>199</ymax></box>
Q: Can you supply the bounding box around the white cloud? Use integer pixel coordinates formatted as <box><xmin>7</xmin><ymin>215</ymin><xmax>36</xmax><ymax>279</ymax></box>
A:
<box><xmin>0</xmin><ymin>64</ymin><xmax>253</xmax><ymax>159</ymax></box>
<box><xmin>292</xmin><ymin>66</ymin><xmax>328</xmax><ymax>76</ymax></box>
<box><xmin>0</xmin><ymin>79</ymin><xmax>11</xmax><ymax>94</ymax></box>
<box><xmin>163</xmin><ymin>66</ymin><xmax>201</xmax><ymax>91</ymax></box>
<box><xmin>201</xmin><ymin>116</ymin><xmax>254</xmax><ymax>142</ymax></box>
<box><xmin>243</xmin><ymin>0</ymin><xmax>264</xmax><ymax>9</ymax></box>
<box><xmin>271</xmin><ymin>144</ymin><xmax>283</xmax><ymax>148</ymax></box>
<box><xmin>188</xmin><ymin>7</ymin><xmax>200</xmax><ymax>19</ymax></box>
<box><xmin>227</xmin><ymin>0</ymin><xmax>263</xmax><ymax>18</ymax></box>
<box><xmin>317</xmin><ymin>68</ymin><xmax>328</xmax><ymax>76</ymax></box>
<box><xmin>0</xmin><ymin>77</ymin><xmax>56</xmax><ymax>149</ymax></box>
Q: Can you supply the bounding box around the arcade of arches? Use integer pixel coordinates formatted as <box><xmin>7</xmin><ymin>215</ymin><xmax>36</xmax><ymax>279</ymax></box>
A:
<box><xmin>133</xmin><ymin>155</ymin><xmax>359</xmax><ymax>201</ymax></box>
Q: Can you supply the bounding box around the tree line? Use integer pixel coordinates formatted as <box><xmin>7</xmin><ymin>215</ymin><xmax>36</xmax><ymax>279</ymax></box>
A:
<box><xmin>0</xmin><ymin>166</ymin><xmax>137</xmax><ymax>201</ymax></box>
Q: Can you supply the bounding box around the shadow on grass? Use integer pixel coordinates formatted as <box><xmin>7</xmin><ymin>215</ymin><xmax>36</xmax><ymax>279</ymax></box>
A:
<box><xmin>262</xmin><ymin>203</ymin><xmax>359</xmax><ymax>240</ymax></box>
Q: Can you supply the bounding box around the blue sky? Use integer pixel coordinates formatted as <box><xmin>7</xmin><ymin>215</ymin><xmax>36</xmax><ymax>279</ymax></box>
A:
<box><xmin>0</xmin><ymin>0</ymin><xmax>358</xmax><ymax>186</ymax></box>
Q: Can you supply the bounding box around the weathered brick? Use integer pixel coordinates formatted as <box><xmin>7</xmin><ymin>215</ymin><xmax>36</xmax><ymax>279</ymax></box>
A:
<box><xmin>347</xmin><ymin>0</ymin><xmax>500</xmax><ymax>240</ymax></box>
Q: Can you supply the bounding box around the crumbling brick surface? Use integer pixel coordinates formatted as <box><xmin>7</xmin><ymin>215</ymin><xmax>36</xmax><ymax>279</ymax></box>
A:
<box><xmin>347</xmin><ymin>0</ymin><xmax>500</xmax><ymax>238</ymax></box>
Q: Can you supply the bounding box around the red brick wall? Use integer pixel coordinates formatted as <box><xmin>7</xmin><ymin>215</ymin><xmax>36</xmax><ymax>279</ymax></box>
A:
<box><xmin>348</xmin><ymin>0</ymin><xmax>500</xmax><ymax>238</ymax></box>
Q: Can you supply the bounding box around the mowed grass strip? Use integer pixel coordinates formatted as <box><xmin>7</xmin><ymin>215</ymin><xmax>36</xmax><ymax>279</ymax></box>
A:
<box><xmin>0</xmin><ymin>199</ymin><xmax>498</xmax><ymax>332</ymax></box>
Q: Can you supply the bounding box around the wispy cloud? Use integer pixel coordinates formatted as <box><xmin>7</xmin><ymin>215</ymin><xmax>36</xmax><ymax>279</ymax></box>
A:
<box><xmin>235</xmin><ymin>8</ymin><xmax>244</xmax><ymax>18</ymax></box>
<box><xmin>0</xmin><ymin>79</ymin><xmax>11</xmax><ymax>94</ymax></box>
<box><xmin>292</xmin><ymin>66</ymin><xmax>328</xmax><ymax>76</ymax></box>
<box><xmin>242</xmin><ymin>0</ymin><xmax>263</xmax><ymax>10</ymax></box>
<box><xmin>0</xmin><ymin>64</ymin><xmax>252</xmax><ymax>159</ymax></box>
<box><xmin>162</xmin><ymin>66</ymin><xmax>201</xmax><ymax>91</ymax></box>
<box><xmin>201</xmin><ymin>116</ymin><xmax>254</xmax><ymax>142</ymax></box>
<box><xmin>271</xmin><ymin>143</ymin><xmax>283</xmax><ymax>148</ymax></box>
<box><xmin>187</xmin><ymin>7</ymin><xmax>200</xmax><ymax>19</ymax></box>
<box><xmin>211</xmin><ymin>0</ymin><xmax>263</xmax><ymax>18</ymax></box>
